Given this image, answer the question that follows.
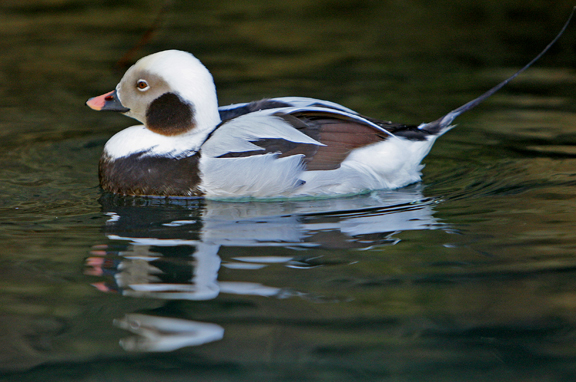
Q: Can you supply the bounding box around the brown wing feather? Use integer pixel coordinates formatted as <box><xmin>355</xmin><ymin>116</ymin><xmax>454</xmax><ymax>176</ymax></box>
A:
<box><xmin>217</xmin><ymin>110</ymin><xmax>414</xmax><ymax>171</ymax></box>
<box><xmin>300</xmin><ymin>119</ymin><xmax>386</xmax><ymax>170</ymax></box>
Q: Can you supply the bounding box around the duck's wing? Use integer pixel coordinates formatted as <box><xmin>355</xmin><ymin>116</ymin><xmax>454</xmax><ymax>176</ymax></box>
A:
<box><xmin>218</xmin><ymin>97</ymin><xmax>359</xmax><ymax>122</ymax></box>
<box><xmin>204</xmin><ymin>106</ymin><xmax>422</xmax><ymax>171</ymax></box>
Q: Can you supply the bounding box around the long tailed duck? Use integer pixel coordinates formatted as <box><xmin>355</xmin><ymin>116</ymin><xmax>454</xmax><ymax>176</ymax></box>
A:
<box><xmin>86</xmin><ymin>13</ymin><xmax>572</xmax><ymax>199</ymax></box>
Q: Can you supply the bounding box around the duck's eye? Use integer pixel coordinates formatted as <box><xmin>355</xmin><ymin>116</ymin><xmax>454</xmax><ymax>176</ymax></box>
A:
<box><xmin>136</xmin><ymin>79</ymin><xmax>149</xmax><ymax>92</ymax></box>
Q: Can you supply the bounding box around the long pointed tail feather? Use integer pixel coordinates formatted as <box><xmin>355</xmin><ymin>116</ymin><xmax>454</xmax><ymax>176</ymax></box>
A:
<box><xmin>420</xmin><ymin>6</ymin><xmax>575</xmax><ymax>135</ymax></box>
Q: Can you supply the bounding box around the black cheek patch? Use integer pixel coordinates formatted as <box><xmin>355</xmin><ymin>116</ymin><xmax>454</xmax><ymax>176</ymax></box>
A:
<box><xmin>146</xmin><ymin>92</ymin><xmax>196</xmax><ymax>135</ymax></box>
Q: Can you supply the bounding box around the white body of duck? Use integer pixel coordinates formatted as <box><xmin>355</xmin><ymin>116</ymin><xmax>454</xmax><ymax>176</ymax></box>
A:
<box><xmin>86</xmin><ymin>14</ymin><xmax>572</xmax><ymax>199</ymax></box>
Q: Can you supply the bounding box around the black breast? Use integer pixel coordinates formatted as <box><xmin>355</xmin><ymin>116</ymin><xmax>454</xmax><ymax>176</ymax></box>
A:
<box><xmin>99</xmin><ymin>152</ymin><xmax>203</xmax><ymax>197</ymax></box>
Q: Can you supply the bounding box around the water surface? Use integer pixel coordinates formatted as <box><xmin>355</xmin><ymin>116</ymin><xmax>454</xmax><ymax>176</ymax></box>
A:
<box><xmin>1</xmin><ymin>1</ymin><xmax>576</xmax><ymax>381</ymax></box>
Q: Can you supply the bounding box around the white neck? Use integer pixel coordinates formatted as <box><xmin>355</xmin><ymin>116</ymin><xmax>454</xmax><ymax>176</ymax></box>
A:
<box><xmin>104</xmin><ymin>123</ymin><xmax>215</xmax><ymax>159</ymax></box>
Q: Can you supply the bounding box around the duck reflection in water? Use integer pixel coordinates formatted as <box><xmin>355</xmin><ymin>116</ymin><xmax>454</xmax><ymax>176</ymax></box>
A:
<box><xmin>113</xmin><ymin>314</ymin><xmax>224</xmax><ymax>352</ymax></box>
<box><xmin>85</xmin><ymin>186</ymin><xmax>445</xmax><ymax>351</ymax></box>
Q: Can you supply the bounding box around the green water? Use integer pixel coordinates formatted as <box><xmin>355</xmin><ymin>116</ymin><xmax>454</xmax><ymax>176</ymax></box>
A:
<box><xmin>1</xmin><ymin>1</ymin><xmax>576</xmax><ymax>381</ymax></box>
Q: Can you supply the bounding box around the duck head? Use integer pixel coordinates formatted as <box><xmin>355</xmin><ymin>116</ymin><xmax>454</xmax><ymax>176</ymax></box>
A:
<box><xmin>87</xmin><ymin>50</ymin><xmax>221</xmax><ymax>137</ymax></box>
